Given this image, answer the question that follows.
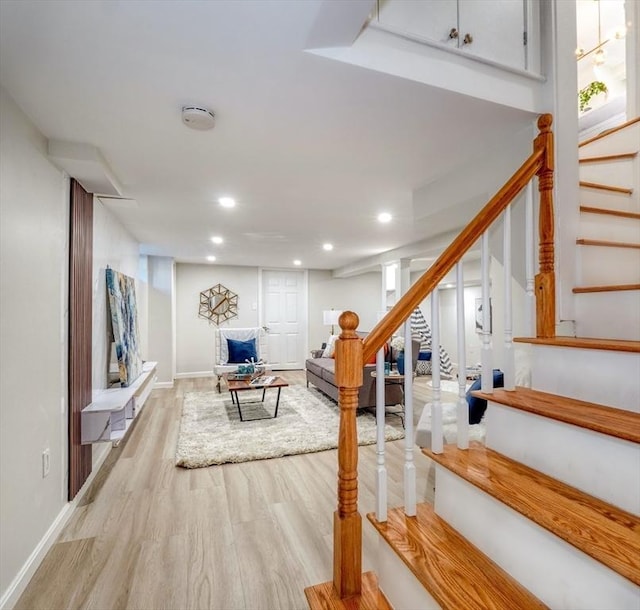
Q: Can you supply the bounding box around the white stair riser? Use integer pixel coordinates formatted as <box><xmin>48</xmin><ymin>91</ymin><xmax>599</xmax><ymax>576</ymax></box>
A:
<box><xmin>577</xmin><ymin>245</ymin><xmax>640</xmax><ymax>286</ymax></box>
<box><xmin>579</xmin><ymin>188</ymin><xmax>638</xmax><ymax>213</ymax></box>
<box><xmin>575</xmin><ymin>290</ymin><xmax>640</xmax><ymax>341</ymax></box>
<box><xmin>435</xmin><ymin>467</ymin><xmax>640</xmax><ymax>610</ymax></box>
<box><xmin>375</xmin><ymin>535</ymin><xmax>441</xmax><ymax>610</ymax></box>
<box><xmin>579</xmin><ymin>123</ymin><xmax>640</xmax><ymax>159</ymax></box>
<box><xmin>579</xmin><ymin>213</ymin><xmax>640</xmax><ymax>243</ymax></box>
<box><xmin>485</xmin><ymin>404</ymin><xmax>640</xmax><ymax>515</ymax></box>
<box><xmin>579</xmin><ymin>157</ymin><xmax>637</xmax><ymax>190</ymax></box>
<box><xmin>529</xmin><ymin>345</ymin><xmax>640</xmax><ymax>412</ymax></box>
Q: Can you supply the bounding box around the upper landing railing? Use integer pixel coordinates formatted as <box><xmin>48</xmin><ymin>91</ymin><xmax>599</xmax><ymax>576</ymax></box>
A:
<box><xmin>330</xmin><ymin>114</ymin><xmax>555</xmax><ymax>599</ymax></box>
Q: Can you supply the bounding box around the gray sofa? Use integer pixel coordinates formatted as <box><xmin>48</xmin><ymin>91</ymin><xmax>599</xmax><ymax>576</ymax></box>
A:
<box><xmin>305</xmin><ymin>339</ymin><xmax>420</xmax><ymax>409</ymax></box>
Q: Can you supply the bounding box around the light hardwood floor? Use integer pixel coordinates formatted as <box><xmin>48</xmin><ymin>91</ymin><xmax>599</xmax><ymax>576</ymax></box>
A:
<box><xmin>16</xmin><ymin>372</ymin><xmax>443</xmax><ymax>610</ymax></box>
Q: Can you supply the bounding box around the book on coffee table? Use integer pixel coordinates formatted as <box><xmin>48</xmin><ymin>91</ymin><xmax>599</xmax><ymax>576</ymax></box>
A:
<box><xmin>250</xmin><ymin>375</ymin><xmax>275</xmax><ymax>386</ymax></box>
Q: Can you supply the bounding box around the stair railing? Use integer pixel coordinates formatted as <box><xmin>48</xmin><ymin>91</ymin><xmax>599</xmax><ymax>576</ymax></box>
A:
<box><xmin>330</xmin><ymin>114</ymin><xmax>555</xmax><ymax>599</ymax></box>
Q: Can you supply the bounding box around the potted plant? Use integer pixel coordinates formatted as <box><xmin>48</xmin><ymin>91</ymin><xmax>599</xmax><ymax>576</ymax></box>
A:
<box><xmin>578</xmin><ymin>80</ymin><xmax>608</xmax><ymax>112</ymax></box>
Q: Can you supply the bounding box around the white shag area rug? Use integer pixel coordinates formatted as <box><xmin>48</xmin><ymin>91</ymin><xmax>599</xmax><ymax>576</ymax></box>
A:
<box><xmin>176</xmin><ymin>385</ymin><xmax>405</xmax><ymax>468</ymax></box>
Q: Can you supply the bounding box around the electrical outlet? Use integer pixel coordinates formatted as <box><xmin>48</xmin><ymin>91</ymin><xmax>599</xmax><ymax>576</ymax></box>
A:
<box><xmin>42</xmin><ymin>448</ymin><xmax>50</xmax><ymax>478</ymax></box>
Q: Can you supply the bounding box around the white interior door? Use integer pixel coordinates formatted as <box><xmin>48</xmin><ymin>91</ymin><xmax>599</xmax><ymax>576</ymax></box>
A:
<box><xmin>260</xmin><ymin>269</ymin><xmax>307</xmax><ymax>370</ymax></box>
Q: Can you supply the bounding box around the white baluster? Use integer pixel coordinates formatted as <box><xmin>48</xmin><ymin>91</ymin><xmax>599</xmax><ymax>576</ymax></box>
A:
<box><xmin>456</xmin><ymin>263</ymin><xmax>469</xmax><ymax>449</ymax></box>
<box><xmin>480</xmin><ymin>232</ymin><xmax>493</xmax><ymax>394</ymax></box>
<box><xmin>525</xmin><ymin>182</ymin><xmax>535</xmax><ymax>337</ymax></box>
<box><xmin>431</xmin><ymin>289</ymin><xmax>443</xmax><ymax>454</ymax></box>
<box><xmin>503</xmin><ymin>206</ymin><xmax>515</xmax><ymax>391</ymax></box>
<box><xmin>375</xmin><ymin>348</ymin><xmax>387</xmax><ymax>522</ymax></box>
<box><xmin>403</xmin><ymin>320</ymin><xmax>416</xmax><ymax>516</ymax></box>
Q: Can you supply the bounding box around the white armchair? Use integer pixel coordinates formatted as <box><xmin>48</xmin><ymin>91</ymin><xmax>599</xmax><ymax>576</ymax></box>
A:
<box><xmin>213</xmin><ymin>327</ymin><xmax>268</xmax><ymax>392</ymax></box>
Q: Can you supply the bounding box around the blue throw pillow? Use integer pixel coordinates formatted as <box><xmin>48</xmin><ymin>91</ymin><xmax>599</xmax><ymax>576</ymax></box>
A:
<box><xmin>466</xmin><ymin>369</ymin><xmax>504</xmax><ymax>424</ymax></box>
<box><xmin>227</xmin><ymin>338</ymin><xmax>257</xmax><ymax>363</ymax></box>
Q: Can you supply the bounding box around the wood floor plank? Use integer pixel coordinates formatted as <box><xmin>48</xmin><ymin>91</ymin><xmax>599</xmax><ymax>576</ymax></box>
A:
<box><xmin>15</xmin><ymin>372</ymin><xmax>437</xmax><ymax>610</ymax></box>
<box><xmin>472</xmin><ymin>386</ymin><xmax>640</xmax><ymax>443</ymax></box>
<box><xmin>423</xmin><ymin>443</ymin><xmax>640</xmax><ymax>585</ymax></box>
<box><xmin>367</xmin><ymin>504</ymin><xmax>547</xmax><ymax>610</ymax></box>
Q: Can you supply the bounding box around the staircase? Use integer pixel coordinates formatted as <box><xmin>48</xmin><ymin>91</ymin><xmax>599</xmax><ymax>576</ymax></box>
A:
<box><xmin>305</xmin><ymin>116</ymin><xmax>640</xmax><ymax>609</ymax></box>
<box><xmin>366</xmin><ymin>337</ymin><xmax>640</xmax><ymax>609</ymax></box>
<box><xmin>574</xmin><ymin>118</ymin><xmax>640</xmax><ymax>341</ymax></box>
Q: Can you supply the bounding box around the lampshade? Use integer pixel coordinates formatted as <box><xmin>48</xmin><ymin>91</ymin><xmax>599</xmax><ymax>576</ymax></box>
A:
<box><xmin>323</xmin><ymin>309</ymin><xmax>342</xmax><ymax>326</ymax></box>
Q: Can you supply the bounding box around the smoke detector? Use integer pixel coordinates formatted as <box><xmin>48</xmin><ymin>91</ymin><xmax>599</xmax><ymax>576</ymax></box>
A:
<box><xmin>181</xmin><ymin>106</ymin><xmax>215</xmax><ymax>130</ymax></box>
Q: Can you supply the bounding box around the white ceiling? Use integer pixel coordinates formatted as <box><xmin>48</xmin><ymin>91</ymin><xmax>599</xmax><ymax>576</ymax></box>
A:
<box><xmin>0</xmin><ymin>0</ymin><xmax>535</xmax><ymax>271</ymax></box>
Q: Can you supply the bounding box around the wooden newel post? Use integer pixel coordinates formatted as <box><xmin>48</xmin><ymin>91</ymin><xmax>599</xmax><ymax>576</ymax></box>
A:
<box><xmin>333</xmin><ymin>311</ymin><xmax>363</xmax><ymax>598</ymax></box>
<box><xmin>534</xmin><ymin>113</ymin><xmax>556</xmax><ymax>338</ymax></box>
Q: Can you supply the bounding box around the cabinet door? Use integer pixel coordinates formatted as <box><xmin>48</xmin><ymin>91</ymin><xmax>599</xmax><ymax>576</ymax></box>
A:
<box><xmin>377</xmin><ymin>0</ymin><xmax>458</xmax><ymax>47</ymax></box>
<box><xmin>458</xmin><ymin>0</ymin><xmax>526</xmax><ymax>69</ymax></box>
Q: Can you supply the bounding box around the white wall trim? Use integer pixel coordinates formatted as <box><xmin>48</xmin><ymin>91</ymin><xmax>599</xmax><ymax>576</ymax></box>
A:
<box><xmin>174</xmin><ymin>371</ymin><xmax>214</xmax><ymax>379</ymax></box>
<box><xmin>153</xmin><ymin>381</ymin><xmax>174</xmax><ymax>389</ymax></box>
<box><xmin>0</xmin><ymin>445</ymin><xmax>111</xmax><ymax>610</ymax></box>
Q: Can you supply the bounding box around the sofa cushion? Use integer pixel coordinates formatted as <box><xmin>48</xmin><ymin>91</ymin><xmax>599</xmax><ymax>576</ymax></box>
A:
<box><xmin>306</xmin><ymin>358</ymin><xmax>331</xmax><ymax>378</ymax></box>
<box><xmin>321</xmin><ymin>359</ymin><xmax>336</xmax><ymax>385</ymax></box>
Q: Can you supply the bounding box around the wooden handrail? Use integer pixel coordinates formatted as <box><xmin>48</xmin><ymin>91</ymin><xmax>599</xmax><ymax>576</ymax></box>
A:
<box><xmin>328</xmin><ymin>114</ymin><xmax>555</xmax><ymax>602</ymax></box>
<box><xmin>362</xmin><ymin>115</ymin><xmax>552</xmax><ymax>361</ymax></box>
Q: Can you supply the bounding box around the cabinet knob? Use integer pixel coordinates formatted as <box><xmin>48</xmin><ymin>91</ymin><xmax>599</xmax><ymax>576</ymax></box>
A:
<box><xmin>463</xmin><ymin>33</ymin><xmax>473</xmax><ymax>45</ymax></box>
<box><xmin>449</xmin><ymin>28</ymin><xmax>459</xmax><ymax>39</ymax></box>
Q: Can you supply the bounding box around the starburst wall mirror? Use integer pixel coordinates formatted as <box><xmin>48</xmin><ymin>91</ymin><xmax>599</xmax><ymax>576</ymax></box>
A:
<box><xmin>198</xmin><ymin>283</ymin><xmax>238</xmax><ymax>325</ymax></box>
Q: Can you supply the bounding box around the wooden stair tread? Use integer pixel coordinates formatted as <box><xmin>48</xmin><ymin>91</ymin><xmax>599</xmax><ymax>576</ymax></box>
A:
<box><xmin>579</xmin><ymin>117</ymin><xmax>640</xmax><ymax>147</ymax></box>
<box><xmin>471</xmin><ymin>386</ymin><xmax>640</xmax><ymax>443</ymax></box>
<box><xmin>514</xmin><ymin>336</ymin><xmax>640</xmax><ymax>352</ymax></box>
<box><xmin>579</xmin><ymin>152</ymin><xmax>638</xmax><ymax>163</ymax></box>
<box><xmin>580</xmin><ymin>205</ymin><xmax>640</xmax><ymax>220</ymax></box>
<box><xmin>576</xmin><ymin>238</ymin><xmax>640</xmax><ymax>248</ymax></box>
<box><xmin>573</xmin><ymin>283</ymin><xmax>640</xmax><ymax>294</ymax></box>
<box><xmin>367</xmin><ymin>504</ymin><xmax>547</xmax><ymax>610</ymax></box>
<box><xmin>304</xmin><ymin>572</ymin><xmax>391</xmax><ymax>610</ymax></box>
<box><xmin>579</xmin><ymin>181</ymin><xmax>633</xmax><ymax>195</ymax></box>
<box><xmin>423</xmin><ymin>444</ymin><xmax>640</xmax><ymax>585</ymax></box>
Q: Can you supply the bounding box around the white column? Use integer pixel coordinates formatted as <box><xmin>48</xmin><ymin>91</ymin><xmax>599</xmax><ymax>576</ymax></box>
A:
<box><xmin>525</xmin><ymin>183</ymin><xmax>536</xmax><ymax>337</ymax></box>
<box><xmin>480</xmin><ymin>232</ymin><xmax>493</xmax><ymax>394</ymax></box>
<box><xmin>456</xmin><ymin>263</ymin><xmax>469</xmax><ymax>449</ymax></box>
<box><xmin>403</xmin><ymin>319</ymin><xmax>416</xmax><ymax>516</ymax></box>
<box><xmin>503</xmin><ymin>206</ymin><xmax>515</xmax><ymax>391</ymax></box>
<box><xmin>375</xmin><ymin>348</ymin><xmax>387</xmax><ymax>522</ymax></box>
<box><xmin>430</xmin><ymin>288</ymin><xmax>443</xmax><ymax>454</ymax></box>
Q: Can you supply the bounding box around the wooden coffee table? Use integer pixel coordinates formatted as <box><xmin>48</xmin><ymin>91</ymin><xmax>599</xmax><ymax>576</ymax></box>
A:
<box><xmin>223</xmin><ymin>374</ymin><xmax>289</xmax><ymax>421</ymax></box>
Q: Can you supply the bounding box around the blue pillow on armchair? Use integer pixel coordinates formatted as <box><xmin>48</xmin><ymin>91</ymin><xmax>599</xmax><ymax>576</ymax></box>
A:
<box><xmin>466</xmin><ymin>369</ymin><xmax>504</xmax><ymax>424</ymax></box>
<box><xmin>227</xmin><ymin>338</ymin><xmax>258</xmax><ymax>363</ymax></box>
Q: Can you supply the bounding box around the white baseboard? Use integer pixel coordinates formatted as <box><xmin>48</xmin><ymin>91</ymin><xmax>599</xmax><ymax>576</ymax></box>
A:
<box><xmin>0</xmin><ymin>440</ymin><xmax>112</xmax><ymax>610</ymax></box>
<box><xmin>153</xmin><ymin>381</ymin><xmax>174</xmax><ymax>389</ymax></box>
<box><xmin>174</xmin><ymin>371</ymin><xmax>214</xmax><ymax>379</ymax></box>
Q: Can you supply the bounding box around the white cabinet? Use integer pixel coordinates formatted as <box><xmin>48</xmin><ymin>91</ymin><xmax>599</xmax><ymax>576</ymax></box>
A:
<box><xmin>376</xmin><ymin>0</ymin><xmax>532</xmax><ymax>72</ymax></box>
<box><xmin>377</xmin><ymin>0</ymin><xmax>458</xmax><ymax>48</ymax></box>
<box><xmin>82</xmin><ymin>361</ymin><xmax>157</xmax><ymax>444</ymax></box>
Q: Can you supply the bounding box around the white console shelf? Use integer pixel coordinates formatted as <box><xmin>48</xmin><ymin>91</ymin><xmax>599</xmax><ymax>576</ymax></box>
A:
<box><xmin>82</xmin><ymin>361</ymin><xmax>158</xmax><ymax>444</ymax></box>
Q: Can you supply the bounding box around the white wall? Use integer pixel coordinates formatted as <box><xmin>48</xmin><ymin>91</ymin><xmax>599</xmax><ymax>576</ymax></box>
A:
<box><xmin>308</xmin><ymin>270</ymin><xmax>382</xmax><ymax>349</ymax></box>
<box><xmin>148</xmin><ymin>256</ymin><xmax>176</xmax><ymax>384</ymax></box>
<box><xmin>175</xmin><ymin>263</ymin><xmax>260</xmax><ymax>375</ymax></box>
<box><xmin>92</xmin><ymin>198</ymin><xmax>141</xmax><ymax>392</ymax></box>
<box><xmin>0</xmin><ymin>87</ymin><xmax>69</xmax><ymax>601</ymax></box>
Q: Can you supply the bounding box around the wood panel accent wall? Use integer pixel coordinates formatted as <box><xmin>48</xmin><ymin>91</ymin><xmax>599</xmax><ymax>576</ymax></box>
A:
<box><xmin>69</xmin><ymin>179</ymin><xmax>93</xmax><ymax>499</ymax></box>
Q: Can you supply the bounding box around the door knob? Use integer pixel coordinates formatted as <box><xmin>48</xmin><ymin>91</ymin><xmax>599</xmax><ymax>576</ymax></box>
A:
<box><xmin>449</xmin><ymin>28</ymin><xmax>459</xmax><ymax>39</ymax></box>
<box><xmin>463</xmin><ymin>33</ymin><xmax>473</xmax><ymax>45</ymax></box>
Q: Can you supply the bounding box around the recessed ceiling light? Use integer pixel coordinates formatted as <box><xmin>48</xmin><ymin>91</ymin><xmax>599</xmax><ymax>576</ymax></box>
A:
<box><xmin>323</xmin><ymin>243</ymin><xmax>333</xmax><ymax>251</ymax></box>
<box><xmin>210</xmin><ymin>236</ymin><xmax>223</xmax><ymax>244</ymax></box>
<box><xmin>207</xmin><ymin>255</ymin><xmax>217</xmax><ymax>262</ymax></box>
<box><xmin>293</xmin><ymin>259</ymin><xmax>302</xmax><ymax>266</ymax></box>
<box><xmin>378</xmin><ymin>212</ymin><xmax>392</xmax><ymax>223</ymax></box>
<box><xmin>218</xmin><ymin>197</ymin><xmax>236</xmax><ymax>208</ymax></box>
